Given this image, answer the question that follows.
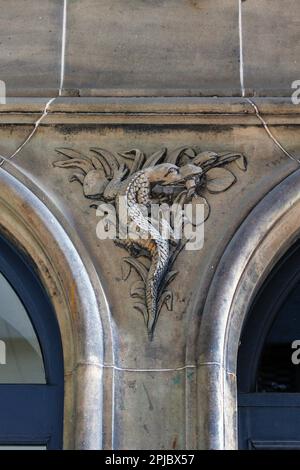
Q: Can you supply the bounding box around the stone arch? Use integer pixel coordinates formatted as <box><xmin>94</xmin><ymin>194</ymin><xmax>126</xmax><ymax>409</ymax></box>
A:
<box><xmin>198</xmin><ymin>168</ymin><xmax>300</xmax><ymax>449</ymax></box>
<box><xmin>0</xmin><ymin>169</ymin><xmax>106</xmax><ymax>449</ymax></box>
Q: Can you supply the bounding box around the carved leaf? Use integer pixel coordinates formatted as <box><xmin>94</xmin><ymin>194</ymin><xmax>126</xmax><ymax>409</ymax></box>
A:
<box><xmin>129</xmin><ymin>150</ymin><xmax>145</xmax><ymax>175</ymax></box>
<box><xmin>122</xmin><ymin>258</ymin><xmax>148</xmax><ymax>284</ymax></box>
<box><xmin>169</xmin><ymin>239</ymin><xmax>188</xmax><ymax>268</ymax></box>
<box><xmin>235</xmin><ymin>154</ymin><xmax>247</xmax><ymax>171</ymax></box>
<box><xmin>89</xmin><ymin>149</ymin><xmax>113</xmax><ymax>176</ymax></box>
<box><xmin>143</xmin><ymin>148</ymin><xmax>167</xmax><ymax>168</ymax></box>
<box><xmin>90</xmin><ymin>148</ymin><xmax>121</xmax><ymax>177</ymax></box>
<box><xmin>216</xmin><ymin>155</ymin><xmax>240</xmax><ymax>166</ymax></box>
<box><xmin>130</xmin><ymin>280</ymin><xmax>145</xmax><ymax>299</ymax></box>
<box><xmin>53</xmin><ymin>158</ymin><xmax>94</xmax><ymax>174</ymax></box>
<box><xmin>158</xmin><ymin>291</ymin><xmax>173</xmax><ymax>312</ymax></box>
<box><xmin>134</xmin><ymin>303</ymin><xmax>148</xmax><ymax>325</ymax></box>
<box><xmin>121</xmin><ymin>259</ymin><xmax>132</xmax><ymax>281</ymax></box>
<box><xmin>215</xmin><ymin>152</ymin><xmax>247</xmax><ymax>171</ymax></box>
<box><xmin>172</xmin><ymin>190</ymin><xmax>187</xmax><ymax>227</ymax></box>
<box><xmin>181</xmin><ymin>147</ymin><xmax>196</xmax><ymax>159</ymax></box>
<box><xmin>205</xmin><ymin>167</ymin><xmax>236</xmax><ymax>193</ymax></box>
<box><xmin>118</xmin><ymin>149</ymin><xmax>145</xmax><ymax>174</ymax></box>
<box><xmin>69</xmin><ymin>172</ymin><xmax>84</xmax><ymax>184</ymax></box>
<box><xmin>89</xmin><ymin>157</ymin><xmax>103</xmax><ymax>170</ymax></box>
<box><xmin>193</xmin><ymin>151</ymin><xmax>218</xmax><ymax>167</ymax></box>
<box><xmin>184</xmin><ymin>195</ymin><xmax>210</xmax><ymax>225</ymax></box>
<box><xmin>55</xmin><ymin>148</ymin><xmax>101</xmax><ymax>171</ymax></box>
<box><xmin>163</xmin><ymin>270</ymin><xmax>178</xmax><ymax>288</ymax></box>
<box><xmin>166</xmin><ymin>146</ymin><xmax>195</xmax><ymax>165</ymax></box>
<box><xmin>110</xmin><ymin>163</ymin><xmax>128</xmax><ymax>182</ymax></box>
<box><xmin>55</xmin><ymin>147</ymin><xmax>89</xmax><ymax>161</ymax></box>
<box><xmin>179</xmin><ymin>147</ymin><xmax>195</xmax><ymax>165</ymax></box>
<box><xmin>118</xmin><ymin>150</ymin><xmax>136</xmax><ymax>160</ymax></box>
<box><xmin>195</xmin><ymin>195</ymin><xmax>210</xmax><ymax>222</ymax></box>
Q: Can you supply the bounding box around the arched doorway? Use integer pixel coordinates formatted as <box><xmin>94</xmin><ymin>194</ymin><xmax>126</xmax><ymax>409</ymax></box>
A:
<box><xmin>197</xmin><ymin>168</ymin><xmax>300</xmax><ymax>449</ymax></box>
<box><xmin>0</xmin><ymin>233</ymin><xmax>63</xmax><ymax>449</ymax></box>
<box><xmin>238</xmin><ymin>239</ymin><xmax>300</xmax><ymax>449</ymax></box>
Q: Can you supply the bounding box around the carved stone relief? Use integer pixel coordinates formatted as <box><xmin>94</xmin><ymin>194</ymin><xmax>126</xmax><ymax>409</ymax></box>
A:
<box><xmin>54</xmin><ymin>147</ymin><xmax>247</xmax><ymax>339</ymax></box>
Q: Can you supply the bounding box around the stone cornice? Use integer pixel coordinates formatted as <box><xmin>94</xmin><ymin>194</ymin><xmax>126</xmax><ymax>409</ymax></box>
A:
<box><xmin>0</xmin><ymin>97</ymin><xmax>299</xmax><ymax>125</ymax></box>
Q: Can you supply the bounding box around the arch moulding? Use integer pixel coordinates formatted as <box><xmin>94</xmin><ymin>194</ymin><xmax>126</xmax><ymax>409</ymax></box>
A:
<box><xmin>198</xmin><ymin>168</ymin><xmax>300</xmax><ymax>449</ymax></box>
<box><xmin>0</xmin><ymin>169</ymin><xmax>105</xmax><ymax>450</ymax></box>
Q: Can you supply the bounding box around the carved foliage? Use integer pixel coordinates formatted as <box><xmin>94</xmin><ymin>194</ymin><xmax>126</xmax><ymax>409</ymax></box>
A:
<box><xmin>54</xmin><ymin>146</ymin><xmax>247</xmax><ymax>338</ymax></box>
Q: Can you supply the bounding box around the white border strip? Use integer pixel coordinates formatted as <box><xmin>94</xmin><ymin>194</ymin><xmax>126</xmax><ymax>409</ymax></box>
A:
<box><xmin>0</xmin><ymin>97</ymin><xmax>56</xmax><ymax>166</ymax></box>
<box><xmin>247</xmin><ymin>98</ymin><xmax>300</xmax><ymax>164</ymax></box>
<box><xmin>59</xmin><ymin>0</ymin><xmax>67</xmax><ymax>96</ymax></box>
<box><xmin>9</xmin><ymin>98</ymin><xmax>56</xmax><ymax>159</ymax></box>
<box><xmin>102</xmin><ymin>363</ymin><xmax>197</xmax><ymax>372</ymax></box>
<box><xmin>238</xmin><ymin>0</ymin><xmax>245</xmax><ymax>97</ymax></box>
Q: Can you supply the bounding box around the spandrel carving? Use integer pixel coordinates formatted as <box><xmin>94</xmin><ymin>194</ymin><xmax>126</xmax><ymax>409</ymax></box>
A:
<box><xmin>54</xmin><ymin>146</ymin><xmax>247</xmax><ymax>339</ymax></box>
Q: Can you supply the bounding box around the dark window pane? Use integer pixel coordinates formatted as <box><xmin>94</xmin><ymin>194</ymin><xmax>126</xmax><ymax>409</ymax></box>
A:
<box><xmin>0</xmin><ymin>272</ymin><xmax>45</xmax><ymax>384</ymax></box>
<box><xmin>257</xmin><ymin>281</ymin><xmax>300</xmax><ymax>392</ymax></box>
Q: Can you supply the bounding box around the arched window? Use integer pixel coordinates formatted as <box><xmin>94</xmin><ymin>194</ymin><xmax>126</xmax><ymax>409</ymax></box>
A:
<box><xmin>0</xmin><ymin>234</ymin><xmax>64</xmax><ymax>449</ymax></box>
<box><xmin>238</xmin><ymin>240</ymin><xmax>300</xmax><ymax>449</ymax></box>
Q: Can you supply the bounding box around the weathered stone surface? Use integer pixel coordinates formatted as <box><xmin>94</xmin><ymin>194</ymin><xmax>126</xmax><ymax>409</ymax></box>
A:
<box><xmin>0</xmin><ymin>99</ymin><xmax>298</xmax><ymax>447</ymax></box>
<box><xmin>0</xmin><ymin>1</ymin><xmax>299</xmax><ymax>97</ymax></box>
<box><xmin>0</xmin><ymin>0</ymin><xmax>299</xmax><ymax>452</ymax></box>
<box><xmin>0</xmin><ymin>125</ymin><xmax>33</xmax><ymax>157</ymax></box>
<box><xmin>1</xmin><ymin>109</ymin><xmax>296</xmax><ymax>371</ymax></box>
<box><xmin>242</xmin><ymin>0</ymin><xmax>300</xmax><ymax>96</ymax></box>
<box><xmin>0</xmin><ymin>1</ymin><xmax>62</xmax><ymax>96</ymax></box>
<box><xmin>114</xmin><ymin>370</ymin><xmax>187</xmax><ymax>450</ymax></box>
<box><xmin>64</xmin><ymin>0</ymin><xmax>240</xmax><ymax>96</ymax></box>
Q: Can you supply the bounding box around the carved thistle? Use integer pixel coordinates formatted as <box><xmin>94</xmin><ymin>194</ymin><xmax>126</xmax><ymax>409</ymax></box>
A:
<box><xmin>54</xmin><ymin>146</ymin><xmax>247</xmax><ymax>339</ymax></box>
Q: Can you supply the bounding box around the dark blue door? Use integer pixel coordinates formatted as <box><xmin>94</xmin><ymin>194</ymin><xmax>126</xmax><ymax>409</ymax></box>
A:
<box><xmin>0</xmin><ymin>235</ymin><xmax>64</xmax><ymax>449</ymax></box>
<box><xmin>238</xmin><ymin>242</ymin><xmax>300</xmax><ymax>450</ymax></box>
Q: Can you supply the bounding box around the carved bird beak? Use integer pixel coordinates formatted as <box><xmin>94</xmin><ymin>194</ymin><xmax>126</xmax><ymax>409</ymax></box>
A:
<box><xmin>161</xmin><ymin>164</ymin><xmax>203</xmax><ymax>186</ymax></box>
<box><xmin>179</xmin><ymin>164</ymin><xmax>203</xmax><ymax>179</ymax></box>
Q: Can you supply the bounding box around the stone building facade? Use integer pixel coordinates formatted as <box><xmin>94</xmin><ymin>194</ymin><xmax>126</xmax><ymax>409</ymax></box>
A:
<box><xmin>0</xmin><ymin>0</ymin><xmax>300</xmax><ymax>449</ymax></box>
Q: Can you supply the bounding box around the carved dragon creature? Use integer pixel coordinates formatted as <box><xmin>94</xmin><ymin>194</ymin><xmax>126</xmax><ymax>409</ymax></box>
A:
<box><xmin>54</xmin><ymin>146</ymin><xmax>247</xmax><ymax>339</ymax></box>
<box><xmin>119</xmin><ymin>163</ymin><xmax>202</xmax><ymax>337</ymax></box>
